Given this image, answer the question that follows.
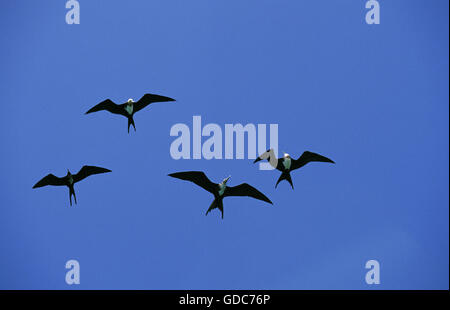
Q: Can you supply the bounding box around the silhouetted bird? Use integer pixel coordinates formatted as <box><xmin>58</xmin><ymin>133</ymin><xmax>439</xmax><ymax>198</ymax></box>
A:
<box><xmin>254</xmin><ymin>149</ymin><xmax>335</xmax><ymax>189</ymax></box>
<box><xmin>85</xmin><ymin>93</ymin><xmax>175</xmax><ymax>133</ymax></box>
<box><xmin>168</xmin><ymin>171</ymin><xmax>272</xmax><ymax>219</ymax></box>
<box><xmin>33</xmin><ymin>166</ymin><xmax>111</xmax><ymax>206</ymax></box>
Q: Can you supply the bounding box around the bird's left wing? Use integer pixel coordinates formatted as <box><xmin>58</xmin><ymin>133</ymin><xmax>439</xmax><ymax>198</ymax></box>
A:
<box><xmin>73</xmin><ymin>166</ymin><xmax>111</xmax><ymax>183</ymax></box>
<box><xmin>33</xmin><ymin>174</ymin><xmax>66</xmax><ymax>188</ymax></box>
<box><xmin>253</xmin><ymin>149</ymin><xmax>284</xmax><ymax>171</ymax></box>
<box><xmin>134</xmin><ymin>94</ymin><xmax>175</xmax><ymax>113</ymax></box>
<box><xmin>85</xmin><ymin>99</ymin><xmax>126</xmax><ymax>116</ymax></box>
<box><xmin>168</xmin><ymin>171</ymin><xmax>216</xmax><ymax>194</ymax></box>
<box><xmin>291</xmin><ymin>151</ymin><xmax>335</xmax><ymax>171</ymax></box>
<box><xmin>224</xmin><ymin>183</ymin><xmax>273</xmax><ymax>204</ymax></box>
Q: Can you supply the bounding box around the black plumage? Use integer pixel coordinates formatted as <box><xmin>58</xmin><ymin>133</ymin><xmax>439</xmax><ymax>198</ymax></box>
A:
<box><xmin>85</xmin><ymin>93</ymin><xmax>175</xmax><ymax>133</ymax></box>
<box><xmin>254</xmin><ymin>150</ymin><xmax>335</xmax><ymax>189</ymax></box>
<box><xmin>168</xmin><ymin>171</ymin><xmax>272</xmax><ymax>219</ymax></box>
<box><xmin>33</xmin><ymin>165</ymin><xmax>111</xmax><ymax>206</ymax></box>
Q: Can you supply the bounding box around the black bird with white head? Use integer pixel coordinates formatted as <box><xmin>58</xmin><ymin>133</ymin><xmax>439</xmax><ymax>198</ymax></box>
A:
<box><xmin>254</xmin><ymin>149</ymin><xmax>335</xmax><ymax>189</ymax></box>
<box><xmin>168</xmin><ymin>171</ymin><xmax>273</xmax><ymax>219</ymax></box>
<box><xmin>85</xmin><ymin>93</ymin><xmax>175</xmax><ymax>133</ymax></box>
<box><xmin>33</xmin><ymin>165</ymin><xmax>111</xmax><ymax>206</ymax></box>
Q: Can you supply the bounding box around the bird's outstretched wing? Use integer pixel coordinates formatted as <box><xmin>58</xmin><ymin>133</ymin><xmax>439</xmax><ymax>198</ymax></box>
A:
<box><xmin>224</xmin><ymin>183</ymin><xmax>273</xmax><ymax>204</ymax></box>
<box><xmin>33</xmin><ymin>174</ymin><xmax>66</xmax><ymax>188</ymax></box>
<box><xmin>73</xmin><ymin>166</ymin><xmax>111</xmax><ymax>183</ymax></box>
<box><xmin>168</xmin><ymin>171</ymin><xmax>216</xmax><ymax>194</ymax></box>
<box><xmin>133</xmin><ymin>94</ymin><xmax>175</xmax><ymax>113</ymax></box>
<box><xmin>85</xmin><ymin>99</ymin><xmax>126</xmax><ymax>116</ymax></box>
<box><xmin>253</xmin><ymin>149</ymin><xmax>284</xmax><ymax>171</ymax></box>
<box><xmin>291</xmin><ymin>151</ymin><xmax>335</xmax><ymax>171</ymax></box>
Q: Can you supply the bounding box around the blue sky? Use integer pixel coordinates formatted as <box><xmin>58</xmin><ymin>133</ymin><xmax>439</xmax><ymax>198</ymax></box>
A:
<box><xmin>0</xmin><ymin>0</ymin><xmax>448</xmax><ymax>289</ymax></box>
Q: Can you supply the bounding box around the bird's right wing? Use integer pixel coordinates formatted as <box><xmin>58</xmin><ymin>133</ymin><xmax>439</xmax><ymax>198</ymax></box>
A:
<box><xmin>291</xmin><ymin>151</ymin><xmax>335</xmax><ymax>171</ymax></box>
<box><xmin>73</xmin><ymin>166</ymin><xmax>111</xmax><ymax>183</ymax></box>
<box><xmin>85</xmin><ymin>99</ymin><xmax>126</xmax><ymax>116</ymax></box>
<box><xmin>133</xmin><ymin>94</ymin><xmax>176</xmax><ymax>113</ymax></box>
<box><xmin>33</xmin><ymin>174</ymin><xmax>66</xmax><ymax>188</ymax></box>
<box><xmin>168</xmin><ymin>171</ymin><xmax>217</xmax><ymax>194</ymax></box>
<box><xmin>224</xmin><ymin>183</ymin><xmax>273</xmax><ymax>204</ymax></box>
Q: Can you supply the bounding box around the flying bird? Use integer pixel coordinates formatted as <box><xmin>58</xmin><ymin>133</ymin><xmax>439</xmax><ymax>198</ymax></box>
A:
<box><xmin>254</xmin><ymin>149</ymin><xmax>335</xmax><ymax>189</ymax></box>
<box><xmin>85</xmin><ymin>93</ymin><xmax>175</xmax><ymax>133</ymax></box>
<box><xmin>168</xmin><ymin>171</ymin><xmax>272</xmax><ymax>219</ymax></box>
<box><xmin>33</xmin><ymin>165</ymin><xmax>111</xmax><ymax>206</ymax></box>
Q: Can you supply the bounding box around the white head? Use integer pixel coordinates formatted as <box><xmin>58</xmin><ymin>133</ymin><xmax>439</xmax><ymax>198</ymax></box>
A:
<box><xmin>223</xmin><ymin>176</ymin><xmax>231</xmax><ymax>184</ymax></box>
<box><xmin>127</xmin><ymin>98</ymin><xmax>134</xmax><ymax>104</ymax></box>
<box><xmin>283</xmin><ymin>153</ymin><xmax>291</xmax><ymax>159</ymax></box>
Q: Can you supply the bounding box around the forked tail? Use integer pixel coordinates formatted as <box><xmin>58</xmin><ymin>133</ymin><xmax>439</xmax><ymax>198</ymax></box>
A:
<box><xmin>69</xmin><ymin>186</ymin><xmax>77</xmax><ymax>206</ymax></box>
<box><xmin>205</xmin><ymin>198</ymin><xmax>224</xmax><ymax>219</ymax></box>
<box><xmin>275</xmin><ymin>172</ymin><xmax>294</xmax><ymax>189</ymax></box>
<box><xmin>127</xmin><ymin>117</ymin><xmax>136</xmax><ymax>133</ymax></box>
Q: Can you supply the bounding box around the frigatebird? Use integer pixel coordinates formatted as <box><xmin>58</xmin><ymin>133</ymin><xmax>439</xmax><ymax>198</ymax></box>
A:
<box><xmin>254</xmin><ymin>149</ymin><xmax>335</xmax><ymax>189</ymax></box>
<box><xmin>33</xmin><ymin>165</ymin><xmax>111</xmax><ymax>206</ymax></box>
<box><xmin>85</xmin><ymin>93</ymin><xmax>175</xmax><ymax>133</ymax></box>
<box><xmin>168</xmin><ymin>171</ymin><xmax>272</xmax><ymax>219</ymax></box>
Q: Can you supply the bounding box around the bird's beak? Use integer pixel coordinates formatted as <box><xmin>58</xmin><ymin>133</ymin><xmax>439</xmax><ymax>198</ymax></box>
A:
<box><xmin>253</xmin><ymin>157</ymin><xmax>262</xmax><ymax>163</ymax></box>
<box><xmin>225</xmin><ymin>176</ymin><xmax>231</xmax><ymax>183</ymax></box>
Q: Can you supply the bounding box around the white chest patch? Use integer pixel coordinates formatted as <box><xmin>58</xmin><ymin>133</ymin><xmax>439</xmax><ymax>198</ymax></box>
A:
<box><xmin>125</xmin><ymin>104</ymin><xmax>134</xmax><ymax>115</ymax></box>
<box><xmin>283</xmin><ymin>157</ymin><xmax>291</xmax><ymax>170</ymax></box>
<box><xmin>68</xmin><ymin>176</ymin><xmax>74</xmax><ymax>185</ymax></box>
<box><xmin>218</xmin><ymin>184</ymin><xmax>226</xmax><ymax>196</ymax></box>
